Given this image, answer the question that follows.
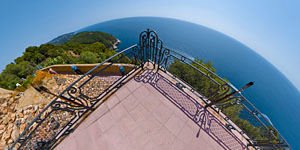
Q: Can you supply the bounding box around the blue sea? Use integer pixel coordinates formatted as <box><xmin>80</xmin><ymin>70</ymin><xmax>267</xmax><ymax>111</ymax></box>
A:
<box><xmin>78</xmin><ymin>17</ymin><xmax>300</xmax><ymax>149</ymax></box>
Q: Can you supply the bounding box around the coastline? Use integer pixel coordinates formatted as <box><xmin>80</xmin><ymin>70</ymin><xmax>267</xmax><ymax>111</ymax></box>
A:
<box><xmin>112</xmin><ymin>39</ymin><xmax>120</xmax><ymax>50</ymax></box>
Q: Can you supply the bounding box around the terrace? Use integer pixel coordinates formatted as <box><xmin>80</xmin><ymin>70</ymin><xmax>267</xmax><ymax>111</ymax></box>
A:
<box><xmin>10</xmin><ymin>29</ymin><xmax>291</xmax><ymax>150</ymax></box>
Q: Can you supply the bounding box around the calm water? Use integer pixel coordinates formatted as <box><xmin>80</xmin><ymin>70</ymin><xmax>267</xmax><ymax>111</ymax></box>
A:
<box><xmin>79</xmin><ymin>17</ymin><xmax>300</xmax><ymax>149</ymax></box>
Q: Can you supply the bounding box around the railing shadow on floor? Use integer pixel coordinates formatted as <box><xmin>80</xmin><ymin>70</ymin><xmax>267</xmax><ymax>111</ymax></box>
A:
<box><xmin>135</xmin><ymin>69</ymin><xmax>247</xmax><ymax>150</ymax></box>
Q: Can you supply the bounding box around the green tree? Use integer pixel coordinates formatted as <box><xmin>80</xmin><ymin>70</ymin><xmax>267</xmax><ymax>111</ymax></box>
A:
<box><xmin>46</xmin><ymin>47</ymin><xmax>64</xmax><ymax>58</ymax></box>
<box><xmin>39</xmin><ymin>43</ymin><xmax>56</xmax><ymax>55</ymax></box>
<box><xmin>80</xmin><ymin>51</ymin><xmax>99</xmax><ymax>64</ymax></box>
<box><xmin>14</xmin><ymin>56</ymin><xmax>24</xmax><ymax>64</ymax></box>
<box><xmin>33</xmin><ymin>53</ymin><xmax>46</xmax><ymax>64</ymax></box>
<box><xmin>0</xmin><ymin>73</ymin><xmax>21</xmax><ymax>90</ymax></box>
<box><xmin>88</xmin><ymin>42</ymin><xmax>107</xmax><ymax>54</ymax></box>
<box><xmin>15</xmin><ymin>61</ymin><xmax>35</xmax><ymax>78</ymax></box>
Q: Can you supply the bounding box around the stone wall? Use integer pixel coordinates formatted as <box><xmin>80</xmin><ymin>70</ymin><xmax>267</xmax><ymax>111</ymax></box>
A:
<box><xmin>0</xmin><ymin>74</ymin><xmax>83</xmax><ymax>149</ymax></box>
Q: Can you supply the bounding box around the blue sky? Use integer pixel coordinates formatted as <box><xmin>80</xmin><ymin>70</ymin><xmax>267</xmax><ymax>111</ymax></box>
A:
<box><xmin>0</xmin><ymin>0</ymin><xmax>299</xmax><ymax>91</ymax></box>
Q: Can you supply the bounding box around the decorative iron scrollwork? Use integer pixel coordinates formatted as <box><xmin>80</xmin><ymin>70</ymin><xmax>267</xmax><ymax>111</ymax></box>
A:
<box><xmin>139</xmin><ymin>29</ymin><xmax>163</xmax><ymax>67</ymax></box>
<box><xmin>11</xmin><ymin>29</ymin><xmax>291</xmax><ymax>150</ymax></box>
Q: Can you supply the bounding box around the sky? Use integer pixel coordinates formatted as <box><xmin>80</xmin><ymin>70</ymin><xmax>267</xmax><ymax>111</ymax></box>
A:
<box><xmin>0</xmin><ymin>0</ymin><xmax>299</xmax><ymax>92</ymax></box>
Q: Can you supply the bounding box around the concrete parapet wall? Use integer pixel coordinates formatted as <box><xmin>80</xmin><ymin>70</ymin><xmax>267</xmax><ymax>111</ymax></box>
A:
<box><xmin>40</xmin><ymin>63</ymin><xmax>135</xmax><ymax>75</ymax></box>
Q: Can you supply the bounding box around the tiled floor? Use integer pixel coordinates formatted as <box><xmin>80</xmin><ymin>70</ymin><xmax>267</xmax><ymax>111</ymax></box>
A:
<box><xmin>55</xmin><ymin>74</ymin><xmax>231</xmax><ymax>150</ymax></box>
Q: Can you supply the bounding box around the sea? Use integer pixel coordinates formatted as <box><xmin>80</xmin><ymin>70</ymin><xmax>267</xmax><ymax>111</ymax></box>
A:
<box><xmin>78</xmin><ymin>17</ymin><xmax>300</xmax><ymax>149</ymax></box>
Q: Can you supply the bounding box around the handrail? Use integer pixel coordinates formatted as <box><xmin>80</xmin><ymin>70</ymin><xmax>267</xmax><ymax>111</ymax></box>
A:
<box><xmin>10</xmin><ymin>29</ymin><xmax>291</xmax><ymax>150</ymax></box>
<box><xmin>10</xmin><ymin>44</ymin><xmax>140</xmax><ymax>150</ymax></box>
<box><xmin>158</xmin><ymin>47</ymin><xmax>291</xmax><ymax>149</ymax></box>
<box><xmin>139</xmin><ymin>29</ymin><xmax>291</xmax><ymax>149</ymax></box>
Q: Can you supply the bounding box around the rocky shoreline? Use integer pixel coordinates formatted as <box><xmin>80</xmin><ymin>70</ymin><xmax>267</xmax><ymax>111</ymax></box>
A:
<box><xmin>112</xmin><ymin>39</ymin><xmax>120</xmax><ymax>50</ymax></box>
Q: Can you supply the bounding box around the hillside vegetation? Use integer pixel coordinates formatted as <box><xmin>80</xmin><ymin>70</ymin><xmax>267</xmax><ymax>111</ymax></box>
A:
<box><xmin>67</xmin><ymin>31</ymin><xmax>118</xmax><ymax>49</ymax></box>
<box><xmin>48</xmin><ymin>32</ymin><xmax>76</xmax><ymax>45</ymax></box>
<box><xmin>48</xmin><ymin>31</ymin><xmax>118</xmax><ymax>48</ymax></box>
<box><xmin>0</xmin><ymin>31</ymin><xmax>122</xmax><ymax>90</ymax></box>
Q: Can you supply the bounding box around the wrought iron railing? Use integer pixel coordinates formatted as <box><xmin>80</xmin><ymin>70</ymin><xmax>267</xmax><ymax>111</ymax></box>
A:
<box><xmin>10</xmin><ymin>45</ymin><xmax>141</xmax><ymax>150</ymax></box>
<box><xmin>134</xmin><ymin>69</ymin><xmax>247</xmax><ymax>150</ymax></box>
<box><xmin>137</xmin><ymin>29</ymin><xmax>291</xmax><ymax>149</ymax></box>
<box><xmin>10</xmin><ymin>29</ymin><xmax>291</xmax><ymax>150</ymax></box>
<box><xmin>158</xmin><ymin>48</ymin><xmax>291</xmax><ymax>149</ymax></box>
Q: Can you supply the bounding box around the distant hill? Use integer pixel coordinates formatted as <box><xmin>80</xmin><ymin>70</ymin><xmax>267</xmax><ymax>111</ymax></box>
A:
<box><xmin>66</xmin><ymin>31</ymin><xmax>118</xmax><ymax>49</ymax></box>
<box><xmin>49</xmin><ymin>31</ymin><xmax>118</xmax><ymax>49</ymax></box>
<box><xmin>48</xmin><ymin>32</ymin><xmax>76</xmax><ymax>45</ymax></box>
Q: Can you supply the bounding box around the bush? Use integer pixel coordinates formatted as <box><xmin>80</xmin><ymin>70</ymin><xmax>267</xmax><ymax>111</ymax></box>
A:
<box><xmin>15</xmin><ymin>61</ymin><xmax>35</xmax><ymax>78</ymax></box>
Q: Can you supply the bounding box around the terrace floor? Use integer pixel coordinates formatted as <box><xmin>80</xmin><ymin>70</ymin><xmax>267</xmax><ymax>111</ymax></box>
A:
<box><xmin>55</xmin><ymin>69</ymin><xmax>247</xmax><ymax>150</ymax></box>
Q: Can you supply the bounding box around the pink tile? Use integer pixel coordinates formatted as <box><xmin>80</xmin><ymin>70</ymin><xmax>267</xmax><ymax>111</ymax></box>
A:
<box><xmin>143</xmin><ymin>83</ymin><xmax>159</xmax><ymax>94</ymax></box>
<box><xmin>171</xmin><ymin>138</ymin><xmax>187</xmax><ymax>150</ymax></box>
<box><xmin>55</xmin><ymin>135</ymin><xmax>78</xmax><ymax>150</ymax></box>
<box><xmin>110</xmin><ymin>102</ymin><xmax>128</xmax><ymax>121</ymax></box>
<box><xmin>90</xmin><ymin>135</ymin><xmax>115</xmax><ymax>150</ymax></box>
<box><xmin>197</xmin><ymin>130</ymin><xmax>223</xmax><ymax>150</ymax></box>
<box><xmin>151</xmin><ymin>126</ymin><xmax>176</xmax><ymax>149</ymax></box>
<box><xmin>103</xmin><ymin>124</ymin><xmax>124</xmax><ymax>148</ymax></box>
<box><xmin>122</xmin><ymin>94</ymin><xmax>139</xmax><ymax>111</ymax></box>
<box><xmin>117</xmin><ymin>114</ymin><xmax>137</xmax><ymax>136</ymax></box>
<box><xmin>165</xmin><ymin>113</ymin><xmax>186</xmax><ymax>136</ymax></box>
<box><xmin>186</xmin><ymin>118</ymin><xmax>200</xmax><ymax>132</ymax></box>
<box><xmin>87</xmin><ymin>121</ymin><xmax>103</xmax><ymax>144</ymax></box>
<box><xmin>152</xmin><ymin>103</ymin><xmax>173</xmax><ymax>124</ymax></box>
<box><xmin>96</xmin><ymin>111</ymin><xmax>115</xmax><ymax>132</ymax></box>
<box><xmin>80</xmin><ymin>103</ymin><xmax>109</xmax><ymax>129</ymax></box>
<box><xmin>133</xmin><ymin>85</ymin><xmax>150</xmax><ymax>99</ymax></box>
<box><xmin>74</xmin><ymin>129</ymin><xmax>92</xmax><ymax>150</ymax></box>
<box><xmin>160</xmin><ymin>95</ymin><xmax>177</xmax><ymax>110</ymax></box>
<box><xmin>191</xmin><ymin>136</ymin><xmax>215</xmax><ymax>150</ymax></box>
<box><xmin>116</xmin><ymin>86</ymin><xmax>131</xmax><ymax>101</ymax></box>
<box><xmin>106</xmin><ymin>95</ymin><xmax>120</xmax><ymax>110</ymax></box>
<box><xmin>114</xmin><ymin>138</ymin><xmax>135</xmax><ymax>150</ymax></box>
<box><xmin>143</xmin><ymin>139</ymin><xmax>162</xmax><ymax>150</ymax></box>
<box><xmin>127</xmin><ymin>127</ymin><xmax>150</xmax><ymax>147</ymax></box>
<box><xmin>140</xmin><ymin>115</ymin><xmax>162</xmax><ymax>136</ymax></box>
<box><xmin>177</xmin><ymin>125</ymin><xmax>197</xmax><ymax>145</ymax></box>
<box><xmin>141</xmin><ymin>93</ymin><xmax>161</xmax><ymax>113</ymax></box>
<box><xmin>172</xmin><ymin>108</ymin><xmax>189</xmax><ymax>123</ymax></box>
<box><xmin>129</xmin><ymin>104</ymin><xmax>151</xmax><ymax>122</ymax></box>
<box><xmin>126</xmin><ymin>80</ymin><xmax>141</xmax><ymax>92</ymax></box>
